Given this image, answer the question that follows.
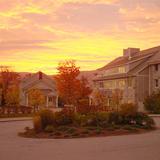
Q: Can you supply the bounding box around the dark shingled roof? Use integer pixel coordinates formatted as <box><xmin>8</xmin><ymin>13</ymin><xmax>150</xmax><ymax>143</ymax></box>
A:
<box><xmin>98</xmin><ymin>46</ymin><xmax>160</xmax><ymax>71</ymax></box>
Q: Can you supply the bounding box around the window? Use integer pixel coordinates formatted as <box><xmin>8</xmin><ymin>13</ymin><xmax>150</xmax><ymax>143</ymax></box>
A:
<box><xmin>99</xmin><ymin>81</ymin><xmax>104</xmax><ymax>88</ymax></box>
<box><xmin>118</xmin><ymin>67</ymin><xmax>126</xmax><ymax>73</ymax></box>
<box><xmin>104</xmin><ymin>80</ymin><xmax>116</xmax><ymax>89</ymax></box>
<box><xmin>48</xmin><ymin>97</ymin><xmax>52</xmax><ymax>102</ymax></box>
<box><xmin>154</xmin><ymin>64</ymin><xmax>159</xmax><ymax>71</ymax></box>
<box><xmin>128</xmin><ymin>78</ymin><xmax>132</xmax><ymax>87</ymax></box>
<box><xmin>155</xmin><ymin>79</ymin><xmax>159</xmax><ymax>87</ymax></box>
<box><xmin>118</xmin><ymin>80</ymin><xmax>125</xmax><ymax>88</ymax></box>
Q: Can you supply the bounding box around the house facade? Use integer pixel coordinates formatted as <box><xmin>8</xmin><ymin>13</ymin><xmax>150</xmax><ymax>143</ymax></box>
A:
<box><xmin>20</xmin><ymin>71</ymin><xmax>58</xmax><ymax>108</ymax></box>
<box><xmin>94</xmin><ymin>46</ymin><xmax>160</xmax><ymax>111</ymax></box>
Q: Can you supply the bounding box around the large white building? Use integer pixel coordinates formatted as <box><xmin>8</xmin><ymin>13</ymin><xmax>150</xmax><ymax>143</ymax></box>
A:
<box><xmin>94</xmin><ymin>46</ymin><xmax>160</xmax><ymax>110</ymax></box>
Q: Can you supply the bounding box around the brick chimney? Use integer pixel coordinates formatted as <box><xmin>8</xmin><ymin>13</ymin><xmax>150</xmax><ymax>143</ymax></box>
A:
<box><xmin>123</xmin><ymin>48</ymin><xmax>140</xmax><ymax>58</ymax></box>
<box><xmin>39</xmin><ymin>71</ymin><xmax>43</xmax><ymax>80</ymax></box>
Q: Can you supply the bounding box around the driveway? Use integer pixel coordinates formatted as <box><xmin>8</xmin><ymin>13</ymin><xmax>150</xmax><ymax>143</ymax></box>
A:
<box><xmin>0</xmin><ymin>118</ymin><xmax>160</xmax><ymax>160</ymax></box>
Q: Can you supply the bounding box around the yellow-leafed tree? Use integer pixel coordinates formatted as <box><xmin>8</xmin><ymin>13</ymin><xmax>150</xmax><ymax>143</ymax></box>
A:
<box><xmin>28</xmin><ymin>88</ymin><xmax>45</xmax><ymax>112</ymax></box>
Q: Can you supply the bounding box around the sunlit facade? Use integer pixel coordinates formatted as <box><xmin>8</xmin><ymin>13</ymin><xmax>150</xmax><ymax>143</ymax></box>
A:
<box><xmin>94</xmin><ymin>46</ymin><xmax>160</xmax><ymax>110</ymax></box>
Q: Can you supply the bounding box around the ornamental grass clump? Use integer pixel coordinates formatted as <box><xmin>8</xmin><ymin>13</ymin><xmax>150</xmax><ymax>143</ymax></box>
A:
<box><xmin>33</xmin><ymin>109</ymin><xmax>54</xmax><ymax>133</ymax></box>
<box><xmin>36</xmin><ymin>109</ymin><xmax>54</xmax><ymax>130</ymax></box>
<box><xmin>33</xmin><ymin>116</ymin><xmax>42</xmax><ymax>133</ymax></box>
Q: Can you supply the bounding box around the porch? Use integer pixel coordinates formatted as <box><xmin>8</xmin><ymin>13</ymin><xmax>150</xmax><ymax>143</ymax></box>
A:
<box><xmin>24</xmin><ymin>89</ymin><xmax>58</xmax><ymax>108</ymax></box>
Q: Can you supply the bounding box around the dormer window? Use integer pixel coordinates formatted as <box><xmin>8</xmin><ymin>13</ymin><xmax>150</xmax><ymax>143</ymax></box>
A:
<box><xmin>154</xmin><ymin>64</ymin><xmax>158</xmax><ymax>71</ymax></box>
<box><xmin>118</xmin><ymin>66</ymin><xmax>126</xmax><ymax>73</ymax></box>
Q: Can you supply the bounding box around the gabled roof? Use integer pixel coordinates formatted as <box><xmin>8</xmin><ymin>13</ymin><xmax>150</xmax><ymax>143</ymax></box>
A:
<box><xmin>22</xmin><ymin>71</ymin><xmax>53</xmax><ymax>82</ymax></box>
<box><xmin>98</xmin><ymin>46</ymin><xmax>160</xmax><ymax>71</ymax></box>
<box><xmin>94</xmin><ymin>46</ymin><xmax>160</xmax><ymax>81</ymax></box>
<box><xmin>93</xmin><ymin>73</ymin><xmax>131</xmax><ymax>81</ymax></box>
<box><xmin>21</xmin><ymin>71</ymin><xmax>56</xmax><ymax>90</ymax></box>
<box><xmin>98</xmin><ymin>56</ymin><xmax>128</xmax><ymax>71</ymax></box>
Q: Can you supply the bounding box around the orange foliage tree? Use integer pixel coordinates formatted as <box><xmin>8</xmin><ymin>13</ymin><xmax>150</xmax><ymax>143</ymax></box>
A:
<box><xmin>55</xmin><ymin>60</ymin><xmax>92</xmax><ymax>106</ymax></box>
<box><xmin>78</xmin><ymin>76</ymin><xmax>92</xmax><ymax>98</ymax></box>
<box><xmin>5</xmin><ymin>86</ymin><xmax>20</xmax><ymax>107</ymax></box>
<box><xmin>0</xmin><ymin>66</ymin><xmax>20</xmax><ymax>106</ymax></box>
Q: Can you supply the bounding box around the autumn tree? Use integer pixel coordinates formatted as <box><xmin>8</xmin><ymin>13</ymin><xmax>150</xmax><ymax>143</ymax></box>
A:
<box><xmin>55</xmin><ymin>60</ymin><xmax>92</xmax><ymax>106</ymax></box>
<box><xmin>77</xmin><ymin>76</ymin><xmax>92</xmax><ymax>105</ymax></box>
<box><xmin>5</xmin><ymin>86</ymin><xmax>20</xmax><ymax>109</ymax></box>
<box><xmin>0</xmin><ymin>66</ymin><xmax>20</xmax><ymax>106</ymax></box>
<box><xmin>78</xmin><ymin>76</ymin><xmax>92</xmax><ymax>99</ymax></box>
<box><xmin>28</xmin><ymin>88</ymin><xmax>45</xmax><ymax>112</ymax></box>
<box><xmin>92</xmin><ymin>89</ymin><xmax>108</xmax><ymax>106</ymax></box>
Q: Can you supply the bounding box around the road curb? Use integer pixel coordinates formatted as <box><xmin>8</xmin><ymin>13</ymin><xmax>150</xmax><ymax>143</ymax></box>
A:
<box><xmin>149</xmin><ymin>114</ymin><xmax>160</xmax><ymax>118</ymax></box>
<box><xmin>0</xmin><ymin>118</ymin><xmax>32</xmax><ymax>122</ymax></box>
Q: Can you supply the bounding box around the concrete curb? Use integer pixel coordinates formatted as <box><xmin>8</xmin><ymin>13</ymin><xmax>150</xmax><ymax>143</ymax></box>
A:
<box><xmin>0</xmin><ymin>117</ymin><xmax>32</xmax><ymax>122</ymax></box>
<box><xmin>149</xmin><ymin>114</ymin><xmax>160</xmax><ymax>118</ymax></box>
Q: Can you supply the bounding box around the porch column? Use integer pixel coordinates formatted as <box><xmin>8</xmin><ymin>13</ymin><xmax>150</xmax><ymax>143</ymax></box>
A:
<box><xmin>46</xmin><ymin>96</ymin><xmax>49</xmax><ymax>108</ymax></box>
<box><xmin>89</xmin><ymin>96</ymin><xmax>92</xmax><ymax>105</ymax></box>
<box><xmin>56</xmin><ymin>96</ymin><xmax>58</xmax><ymax>108</ymax></box>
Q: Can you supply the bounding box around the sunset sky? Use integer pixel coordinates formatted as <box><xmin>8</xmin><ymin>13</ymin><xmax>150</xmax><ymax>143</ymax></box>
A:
<box><xmin>0</xmin><ymin>0</ymin><xmax>160</xmax><ymax>74</ymax></box>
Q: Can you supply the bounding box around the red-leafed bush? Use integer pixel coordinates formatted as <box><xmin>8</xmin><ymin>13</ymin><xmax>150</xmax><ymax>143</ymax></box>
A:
<box><xmin>76</xmin><ymin>105</ymin><xmax>99</xmax><ymax>114</ymax></box>
<box><xmin>76</xmin><ymin>105</ymin><xmax>111</xmax><ymax>114</ymax></box>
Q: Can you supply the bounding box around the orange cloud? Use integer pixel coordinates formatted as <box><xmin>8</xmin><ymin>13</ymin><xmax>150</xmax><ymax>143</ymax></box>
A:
<box><xmin>0</xmin><ymin>0</ymin><xmax>160</xmax><ymax>74</ymax></box>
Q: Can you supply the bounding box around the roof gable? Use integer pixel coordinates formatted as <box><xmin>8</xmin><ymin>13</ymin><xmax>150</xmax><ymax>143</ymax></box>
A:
<box><xmin>98</xmin><ymin>46</ymin><xmax>160</xmax><ymax>71</ymax></box>
<box><xmin>21</xmin><ymin>71</ymin><xmax>55</xmax><ymax>90</ymax></box>
<box><xmin>23</xmin><ymin>80</ymin><xmax>55</xmax><ymax>92</ymax></box>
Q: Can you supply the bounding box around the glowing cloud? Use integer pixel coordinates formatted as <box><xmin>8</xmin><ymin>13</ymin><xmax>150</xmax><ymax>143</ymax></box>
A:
<box><xmin>0</xmin><ymin>0</ymin><xmax>160</xmax><ymax>74</ymax></box>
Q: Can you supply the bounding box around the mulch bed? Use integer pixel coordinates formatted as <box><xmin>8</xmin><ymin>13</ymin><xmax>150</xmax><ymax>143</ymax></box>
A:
<box><xmin>19</xmin><ymin>126</ymin><xmax>155</xmax><ymax>139</ymax></box>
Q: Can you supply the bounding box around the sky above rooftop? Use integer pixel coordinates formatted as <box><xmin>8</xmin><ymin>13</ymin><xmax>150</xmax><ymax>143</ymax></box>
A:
<box><xmin>0</xmin><ymin>0</ymin><xmax>160</xmax><ymax>74</ymax></box>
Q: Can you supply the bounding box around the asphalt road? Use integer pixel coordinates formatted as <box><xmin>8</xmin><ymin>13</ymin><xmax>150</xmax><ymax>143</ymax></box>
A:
<box><xmin>0</xmin><ymin>118</ymin><xmax>160</xmax><ymax>160</ymax></box>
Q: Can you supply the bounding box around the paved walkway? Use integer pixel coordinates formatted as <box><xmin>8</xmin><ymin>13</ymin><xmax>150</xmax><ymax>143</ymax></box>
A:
<box><xmin>0</xmin><ymin>119</ymin><xmax>160</xmax><ymax>160</ymax></box>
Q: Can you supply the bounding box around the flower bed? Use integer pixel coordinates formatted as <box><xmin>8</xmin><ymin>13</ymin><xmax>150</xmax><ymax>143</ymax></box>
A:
<box><xmin>19</xmin><ymin>105</ymin><xmax>156</xmax><ymax>139</ymax></box>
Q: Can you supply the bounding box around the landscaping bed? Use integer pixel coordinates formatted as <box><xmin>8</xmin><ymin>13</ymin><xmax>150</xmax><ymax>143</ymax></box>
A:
<box><xmin>19</xmin><ymin>104</ymin><xmax>156</xmax><ymax>139</ymax></box>
<box><xmin>19</xmin><ymin>124</ymin><xmax>154</xmax><ymax>139</ymax></box>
